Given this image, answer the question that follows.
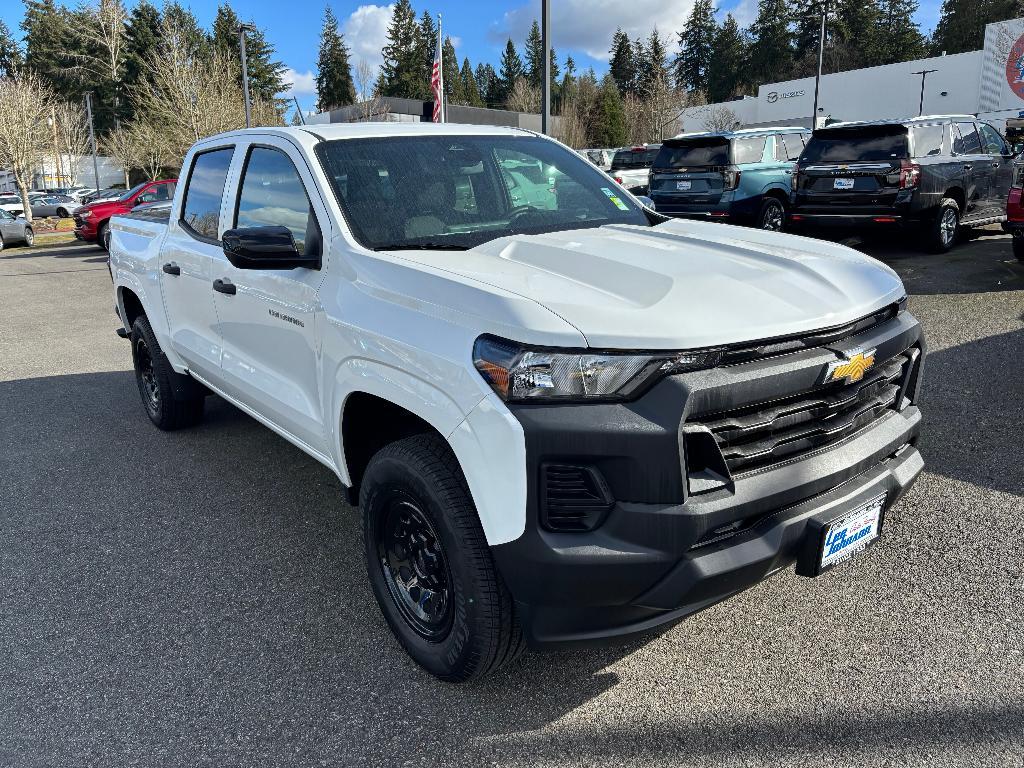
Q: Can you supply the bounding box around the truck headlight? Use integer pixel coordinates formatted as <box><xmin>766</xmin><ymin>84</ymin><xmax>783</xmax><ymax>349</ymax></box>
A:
<box><xmin>473</xmin><ymin>335</ymin><xmax>722</xmax><ymax>402</ymax></box>
<box><xmin>78</xmin><ymin>209</ymin><xmax>92</xmax><ymax>218</ymax></box>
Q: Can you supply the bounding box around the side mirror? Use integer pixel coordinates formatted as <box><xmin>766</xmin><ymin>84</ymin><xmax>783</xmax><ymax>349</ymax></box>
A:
<box><xmin>636</xmin><ymin>195</ymin><xmax>656</xmax><ymax>209</ymax></box>
<box><xmin>222</xmin><ymin>225</ymin><xmax>320</xmax><ymax>270</ymax></box>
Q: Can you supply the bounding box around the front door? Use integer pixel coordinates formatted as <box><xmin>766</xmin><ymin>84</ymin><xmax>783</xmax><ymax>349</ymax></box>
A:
<box><xmin>0</xmin><ymin>209</ymin><xmax>21</xmax><ymax>241</ymax></box>
<box><xmin>158</xmin><ymin>145</ymin><xmax>235</xmax><ymax>382</ymax></box>
<box><xmin>211</xmin><ymin>141</ymin><xmax>329</xmax><ymax>454</ymax></box>
<box><xmin>979</xmin><ymin>122</ymin><xmax>1014</xmax><ymax>215</ymax></box>
<box><xmin>953</xmin><ymin>122</ymin><xmax>989</xmax><ymax>219</ymax></box>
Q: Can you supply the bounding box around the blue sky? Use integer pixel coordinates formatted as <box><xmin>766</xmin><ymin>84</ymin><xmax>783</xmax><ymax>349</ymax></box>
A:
<box><xmin>2</xmin><ymin>0</ymin><xmax>945</xmax><ymax>115</ymax></box>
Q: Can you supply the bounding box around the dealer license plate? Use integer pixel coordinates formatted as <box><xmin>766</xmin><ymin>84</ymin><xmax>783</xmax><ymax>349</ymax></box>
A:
<box><xmin>676</xmin><ymin>180</ymin><xmax>692</xmax><ymax>191</ymax></box>
<box><xmin>834</xmin><ymin>178</ymin><xmax>855</xmax><ymax>190</ymax></box>
<box><xmin>820</xmin><ymin>495</ymin><xmax>885</xmax><ymax>570</ymax></box>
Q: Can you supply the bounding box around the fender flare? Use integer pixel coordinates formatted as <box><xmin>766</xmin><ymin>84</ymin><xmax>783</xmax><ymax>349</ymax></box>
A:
<box><xmin>331</xmin><ymin>360</ymin><xmax>527</xmax><ymax>546</ymax></box>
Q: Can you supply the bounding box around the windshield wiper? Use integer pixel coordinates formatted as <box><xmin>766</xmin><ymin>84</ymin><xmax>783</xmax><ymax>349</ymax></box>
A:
<box><xmin>372</xmin><ymin>242</ymin><xmax>469</xmax><ymax>251</ymax></box>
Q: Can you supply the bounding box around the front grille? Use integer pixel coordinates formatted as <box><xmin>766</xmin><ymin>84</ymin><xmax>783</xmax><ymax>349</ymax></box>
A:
<box><xmin>691</xmin><ymin>350</ymin><xmax>913</xmax><ymax>475</ymax></box>
<box><xmin>540</xmin><ymin>464</ymin><xmax>613</xmax><ymax>532</ymax></box>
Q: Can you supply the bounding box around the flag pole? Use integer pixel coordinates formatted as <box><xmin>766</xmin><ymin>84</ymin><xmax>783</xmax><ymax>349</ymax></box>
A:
<box><xmin>438</xmin><ymin>13</ymin><xmax>445</xmax><ymax>123</ymax></box>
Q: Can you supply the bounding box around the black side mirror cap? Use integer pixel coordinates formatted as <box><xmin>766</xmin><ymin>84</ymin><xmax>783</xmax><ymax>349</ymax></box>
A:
<box><xmin>222</xmin><ymin>225</ymin><xmax>321</xmax><ymax>270</ymax></box>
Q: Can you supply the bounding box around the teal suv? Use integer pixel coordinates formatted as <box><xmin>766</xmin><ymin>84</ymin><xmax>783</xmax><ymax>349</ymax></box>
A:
<box><xmin>649</xmin><ymin>127</ymin><xmax>811</xmax><ymax>230</ymax></box>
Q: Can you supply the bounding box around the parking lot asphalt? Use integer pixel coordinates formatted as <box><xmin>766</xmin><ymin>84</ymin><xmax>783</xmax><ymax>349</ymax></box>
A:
<box><xmin>1</xmin><ymin>232</ymin><xmax>1022</xmax><ymax>768</ymax></box>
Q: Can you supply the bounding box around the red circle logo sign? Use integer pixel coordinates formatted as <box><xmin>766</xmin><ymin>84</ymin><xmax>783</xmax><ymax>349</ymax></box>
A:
<box><xmin>1006</xmin><ymin>32</ymin><xmax>1024</xmax><ymax>99</ymax></box>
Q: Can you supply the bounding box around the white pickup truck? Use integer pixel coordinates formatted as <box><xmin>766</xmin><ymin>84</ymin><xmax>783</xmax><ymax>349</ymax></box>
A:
<box><xmin>109</xmin><ymin>124</ymin><xmax>925</xmax><ymax>682</ymax></box>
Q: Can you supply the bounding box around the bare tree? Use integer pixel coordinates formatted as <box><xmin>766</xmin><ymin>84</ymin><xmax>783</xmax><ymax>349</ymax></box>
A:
<box><xmin>701</xmin><ymin>104</ymin><xmax>740</xmax><ymax>132</ymax></box>
<box><xmin>507</xmin><ymin>77</ymin><xmax>540</xmax><ymax>114</ymax></box>
<box><xmin>623</xmin><ymin>71</ymin><xmax>686</xmax><ymax>145</ymax></box>
<box><xmin>0</xmin><ymin>73</ymin><xmax>53</xmax><ymax>223</ymax></box>
<box><xmin>353</xmin><ymin>59</ymin><xmax>390</xmax><ymax>122</ymax></box>
<box><xmin>68</xmin><ymin>0</ymin><xmax>129</xmax><ymax>126</ymax></box>
<box><xmin>52</xmin><ymin>101</ymin><xmax>90</xmax><ymax>186</ymax></box>
<box><xmin>554</xmin><ymin>76</ymin><xmax>599</xmax><ymax>149</ymax></box>
<box><xmin>101</xmin><ymin>125</ymin><xmax>139</xmax><ymax>186</ymax></box>
<box><xmin>130</xmin><ymin>119</ymin><xmax>174</xmax><ymax>179</ymax></box>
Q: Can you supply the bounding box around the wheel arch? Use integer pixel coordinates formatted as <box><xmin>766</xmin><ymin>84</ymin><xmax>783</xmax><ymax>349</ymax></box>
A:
<box><xmin>943</xmin><ymin>186</ymin><xmax>966</xmax><ymax>212</ymax></box>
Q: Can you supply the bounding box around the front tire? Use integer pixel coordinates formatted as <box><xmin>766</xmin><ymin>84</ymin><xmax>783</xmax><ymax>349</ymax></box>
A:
<box><xmin>23</xmin><ymin>227</ymin><xmax>33</xmax><ymax>247</ymax></box>
<box><xmin>98</xmin><ymin>221</ymin><xmax>110</xmax><ymax>251</ymax></box>
<box><xmin>756</xmin><ymin>196</ymin><xmax>786</xmax><ymax>231</ymax></box>
<box><xmin>57</xmin><ymin>207</ymin><xmax>70</xmax><ymax>218</ymax></box>
<box><xmin>130</xmin><ymin>315</ymin><xmax>205</xmax><ymax>430</ymax></box>
<box><xmin>1013</xmin><ymin>232</ymin><xmax>1024</xmax><ymax>262</ymax></box>
<box><xmin>361</xmin><ymin>434</ymin><xmax>524</xmax><ymax>682</ymax></box>
<box><xmin>927</xmin><ymin>198</ymin><xmax>959</xmax><ymax>253</ymax></box>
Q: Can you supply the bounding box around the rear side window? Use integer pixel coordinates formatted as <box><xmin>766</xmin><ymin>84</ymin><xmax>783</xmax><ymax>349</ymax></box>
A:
<box><xmin>953</xmin><ymin>123</ymin><xmax>982</xmax><ymax>154</ymax></box>
<box><xmin>611</xmin><ymin>148</ymin><xmax>655</xmax><ymax>170</ymax></box>
<box><xmin>181</xmin><ymin>147</ymin><xmax>233</xmax><ymax>240</ymax></box>
<box><xmin>235</xmin><ymin>146</ymin><xmax>319</xmax><ymax>255</ymax></box>
<box><xmin>732</xmin><ymin>136</ymin><xmax>766</xmax><ymax>164</ymax></box>
<box><xmin>778</xmin><ymin>133</ymin><xmax>806</xmax><ymax>161</ymax></box>
<box><xmin>978</xmin><ymin>123</ymin><xmax>1008</xmax><ymax>155</ymax></box>
<box><xmin>801</xmin><ymin>128</ymin><xmax>909</xmax><ymax>163</ymax></box>
<box><xmin>909</xmin><ymin>125</ymin><xmax>944</xmax><ymax>157</ymax></box>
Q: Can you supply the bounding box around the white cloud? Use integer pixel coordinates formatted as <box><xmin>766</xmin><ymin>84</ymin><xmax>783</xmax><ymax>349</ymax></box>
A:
<box><xmin>722</xmin><ymin>0</ymin><xmax>758</xmax><ymax>28</ymax></box>
<box><xmin>343</xmin><ymin>4</ymin><xmax>395</xmax><ymax>77</ymax></box>
<box><xmin>282</xmin><ymin>68</ymin><xmax>316</xmax><ymax>96</ymax></box>
<box><xmin>494</xmin><ymin>0</ymin><xmax>695</xmax><ymax>61</ymax></box>
<box><xmin>448</xmin><ymin>35</ymin><xmax>462</xmax><ymax>49</ymax></box>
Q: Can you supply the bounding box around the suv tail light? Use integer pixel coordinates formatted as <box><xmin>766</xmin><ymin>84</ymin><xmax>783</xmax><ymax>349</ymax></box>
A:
<box><xmin>723</xmin><ymin>166</ymin><xmax>741</xmax><ymax>190</ymax></box>
<box><xmin>899</xmin><ymin>160</ymin><xmax>921</xmax><ymax>189</ymax></box>
<box><xmin>791</xmin><ymin>169</ymin><xmax>799</xmax><ymax>192</ymax></box>
<box><xmin>1013</xmin><ymin>165</ymin><xmax>1024</xmax><ymax>190</ymax></box>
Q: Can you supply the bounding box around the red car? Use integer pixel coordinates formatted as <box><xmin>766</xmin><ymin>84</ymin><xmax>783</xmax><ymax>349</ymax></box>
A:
<box><xmin>74</xmin><ymin>179</ymin><xmax>177</xmax><ymax>249</ymax></box>
<box><xmin>1003</xmin><ymin>164</ymin><xmax>1024</xmax><ymax>261</ymax></box>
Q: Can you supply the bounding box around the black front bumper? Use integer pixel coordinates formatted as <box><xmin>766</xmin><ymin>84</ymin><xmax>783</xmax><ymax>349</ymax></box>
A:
<box><xmin>492</xmin><ymin>313</ymin><xmax>925</xmax><ymax>648</ymax></box>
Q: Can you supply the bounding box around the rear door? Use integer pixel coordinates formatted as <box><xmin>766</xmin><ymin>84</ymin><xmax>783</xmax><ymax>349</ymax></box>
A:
<box><xmin>979</xmin><ymin>122</ymin><xmax>1014</xmax><ymax>214</ymax></box>
<box><xmin>952</xmin><ymin>121</ymin><xmax>988</xmax><ymax>218</ymax></box>
<box><xmin>211</xmin><ymin>139</ymin><xmax>330</xmax><ymax>454</ymax></box>
<box><xmin>158</xmin><ymin>144</ymin><xmax>235</xmax><ymax>382</ymax></box>
<box><xmin>796</xmin><ymin>125</ymin><xmax>909</xmax><ymax>213</ymax></box>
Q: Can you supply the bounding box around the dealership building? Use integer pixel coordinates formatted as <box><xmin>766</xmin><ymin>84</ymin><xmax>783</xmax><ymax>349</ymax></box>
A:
<box><xmin>679</xmin><ymin>17</ymin><xmax>1024</xmax><ymax>133</ymax></box>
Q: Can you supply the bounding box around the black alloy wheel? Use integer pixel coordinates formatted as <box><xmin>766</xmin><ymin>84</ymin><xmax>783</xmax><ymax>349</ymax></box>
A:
<box><xmin>134</xmin><ymin>335</ymin><xmax>161</xmax><ymax>419</ymax></box>
<box><xmin>758</xmin><ymin>197</ymin><xmax>786</xmax><ymax>231</ymax></box>
<box><xmin>375</xmin><ymin>493</ymin><xmax>454</xmax><ymax>641</ymax></box>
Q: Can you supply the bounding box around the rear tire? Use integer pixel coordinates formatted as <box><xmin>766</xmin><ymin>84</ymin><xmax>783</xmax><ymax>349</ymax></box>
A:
<box><xmin>130</xmin><ymin>315</ymin><xmax>205</xmax><ymax>430</ymax></box>
<box><xmin>756</xmin><ymin>197</ymin><xmax>786</xmax><ymax>231</ymax></box>
<box><xmin>1014</xmin><ymin>232</ymin><xmax>1024</xmax><ymax>262</ymax></box>
<box><xmin>361</xmin><ymin>434</ymin><xmax>524</xmax><ymax>682</ymax></box>
<box><xmin>57</xmin><ymin>207</ymin><xmax>70</xmax><ymax>218</ymax></box>
<box><xmin>23</xmin><ymin>227</ymin><xmax>33</xmax><ymax>247</ymax></box>
<box><xmin>927</xmin><ymin>198</ymin><xmax>959</xmax><ymax>253</ymax></box>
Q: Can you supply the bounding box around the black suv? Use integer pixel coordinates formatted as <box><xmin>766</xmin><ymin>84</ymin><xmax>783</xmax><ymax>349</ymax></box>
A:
<box><xmin>790</xmin><ymin>115</ymin><xmax>1015</xmax><ymax>252</ymax></box>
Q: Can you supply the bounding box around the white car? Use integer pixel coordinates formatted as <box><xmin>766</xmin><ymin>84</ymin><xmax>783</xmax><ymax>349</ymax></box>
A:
<box><xmin>609</xmin><ymin>144</ymin><xmax>661</xmax><ymax>193</ymax></box>
<box><xmin>108</xmin><ymin>124</ymin><xmax>925</xmax><ymax>682</ymax></box>
<box><xmin>0</xmin><ymin>195</ymin><xmax>26</xmax><ymax>217</ymax></box>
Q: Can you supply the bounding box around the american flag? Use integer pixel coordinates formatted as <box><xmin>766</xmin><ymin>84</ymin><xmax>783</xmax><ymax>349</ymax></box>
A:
<box><xmin>430</xmin><ymin>24</ymin><xmax>444</xmax><ymax>123</ymax></box>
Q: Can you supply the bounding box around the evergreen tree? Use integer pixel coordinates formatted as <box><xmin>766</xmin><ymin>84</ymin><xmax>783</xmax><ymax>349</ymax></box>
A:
<box><xmin>526</xmin><ymin>20</ymin><xmax>544</xmax><ymax>87</ymax></box>
<box><xmin>876</xmin><ymin>0</ymin><xmax>926</xmax><ymax>64</ymax></box>
<box><xmin>122</xmin><ymin>1</ymin><xmax>162</xmax><ymax>120</ymax></box>
<box><xmin>792</xmin><ymin>0</ymin><xmax>827</xmax><ymax>61</ymax></box>
<box><xmin>0</xmin><ymin>20</ymin><xmax>24</xmax><ymax>78</ymax></box>
<box><xmin>592</xmin><ymin>73</ymin><xmax>627</xmax><ymax>147</ymax></box>
<box><xmin>747</xmin><ymin>0</ymin><xmax>794</xmax><ymax>83</ymax></box>
<box><xmin>707</xmin><ymin>13</ymin><xmax>748</xmax><ymax>102</ymax></box>
<box><xmin>833</xmin><ymin>0</ymin><xmax>883</xmax><ymax>69</ymax></box>
<box><xmin>22</xmin><ymin>0</ymin><xmax>77</xmax><ymax>99</ymax></box>
<box><xmin>560</xmin><ymin>55</ymin><xmax>576</xmax><ymax>95</ymax></box>
<box><xmin>316</xmin><ymin>6</ymin><xmax>355</xmax><ymax>111</ymax></box>
<box><xmin>212</xmin><ymin>4</ymin><xmax>285</xmax><ymax>99</ymax></box>
<box><xmin>498</xmin><ymin>38</ymin><xmax>525</xmax><ymax>105</ymax></box>
<box><xmin>442</xmin><ymin>36</ymin><xmax>461</xmax><ymax>103</ymax></box>
<box><xmin>416</xmin><ymin>10</ymin><xmax>437</xmax><ymax>99</ymax></box>
<box><xmin>675</xmin><ymin>0</ymin><xmax>718</xmax><ymax>91</ymax></box>
<box><xmin>379</xmin><ymin>0</ymin><xmax>422</xmax><ymax>98</ymax></box>
<box><xmin>162</xmin><ymin>2</ymin><xmax>209</xmax><ymax>53</ymax></box>
<box><xmin>460</xmin><ymin>57</ymin><xmax>482</xmax><ymax>106</ymax></box>
<box><xmin>608</xmin><ymin>29</ymin><xmax>636</xmax><ymax>95</ymax></box>
<box><xmin>637</xmin><ymin>28</ymin><xmax>669</xmax><ymax>94</ymax></box>
<box><xmin>930</xmin><ymin>0</ymin><xmax>1014</xmax><ymax>55</ymax></box>
<box><xmin>475</xmin><ymin>62</ymin><xmax>500</xmax><ymax>107</ymax></box>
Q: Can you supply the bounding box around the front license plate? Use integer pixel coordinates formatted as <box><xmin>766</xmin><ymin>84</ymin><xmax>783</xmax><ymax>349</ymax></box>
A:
<box><xmin>676</xmin><ymin>180</ymin><xmax>692</xmax><ymax>191</ymax></box>
<box><xmin>820</xmin><ymin>494</ymin><xmax>885</xmax><ymax>571</ymax></box>
<box><xmin>834</xmin><ymin>178</ymin><xmax>855</xmax><ymax>190</ymax></box>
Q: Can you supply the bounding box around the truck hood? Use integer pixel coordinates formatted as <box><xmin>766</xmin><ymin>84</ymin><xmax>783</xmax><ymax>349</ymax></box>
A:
<box><xmin>397</xmin><ymin>219</ymin><xmax>906</xmax><ymax>349</ymax></box>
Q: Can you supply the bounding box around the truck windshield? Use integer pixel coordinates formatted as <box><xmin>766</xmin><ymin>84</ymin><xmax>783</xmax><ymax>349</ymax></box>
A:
<box><xmin>801</xmin><ymin>127</ymin><xmax>909</xmax><ymax>163</ymax></box>
<box><xmin>317</xmin><ymin>135</ymin><xmax>651</xmax><ymax>251</ymax></box>
<box><xmin>654</xmin><ymin>139</ymin><xmax>730</xmax><ymax>169</ymax></box>
<box><xmin>117</xmin><ymin>182</ymin><xmax>148</xmax><ymax>202</ymax></box>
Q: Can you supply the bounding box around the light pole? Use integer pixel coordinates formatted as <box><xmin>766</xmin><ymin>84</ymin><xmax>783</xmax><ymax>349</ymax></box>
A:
<box><xmin>911</xmin><ymin>69</ymin><xmax>938</xmax><ymax>116</ymax></box>
<box><xmin>811</xmin><ymin>0</ymin><xmax>828</xmax><ymax>130</ymax></box>
<box><xmin>541</xmin><ymin>0</ymin><xmax>550</xmax><ymax>135</ymax></box>
<box><xmin>84</xmin><ymin>93</ymin><xmax>100</xmax><ymax>190</ymax></box>
<box><xmin>239</xmin><ymin>23</ymin><xmax>256</xmax><ymax>128</ymax></box>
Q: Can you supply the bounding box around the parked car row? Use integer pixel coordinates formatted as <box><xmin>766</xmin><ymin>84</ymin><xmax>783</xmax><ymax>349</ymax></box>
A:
<box><xmin>643</xmin><ymin>114</ymin><xmax>1022</xmax><ymax>255</ymax></box>
<box><xmin>74</xmin><ymin>178</ymin><xmax>177</xmax><ymax>249</ymax></box>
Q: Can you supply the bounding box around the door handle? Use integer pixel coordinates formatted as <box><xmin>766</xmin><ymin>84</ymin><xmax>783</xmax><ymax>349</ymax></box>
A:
<box><xmin>212</xmin><ymin>278</ymin><xmax>236</xmax><ymax>295</ymax></box>
<box><xmin>963</xmin><ymin>164</ymin><xmax>973</xmax><ymax>172</ymax></box>
<box><xmin>162</xmin><ymin>263</ymin><xmax>180</xmax><ymax>276</ymax></box>
<box><xmin>993</xmin><ymin>162</ymin><xmax>1001</xmax><ymax>168</ymax></box>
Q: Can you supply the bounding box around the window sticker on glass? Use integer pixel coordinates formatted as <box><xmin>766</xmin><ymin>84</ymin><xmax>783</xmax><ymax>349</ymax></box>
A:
<box><xmin>601</xmin><ymin>187</ymin><xmax>630</xmax><ymax>211</ymax></box>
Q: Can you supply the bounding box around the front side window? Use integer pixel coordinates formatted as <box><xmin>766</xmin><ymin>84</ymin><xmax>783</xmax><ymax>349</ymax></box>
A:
<box><xmin>953</xmin><ymin>123</ymin><xmax>982</xmax><ymax>155</ymax></box>
<box><xmin>181</xmin><ymin>147</ymin><xmax>234</xmax><ymax>240</ymax></box>
<box><xmin>235</xmin><ymin>147</ymin><xmax>318</xmax><ymax>255</ymax></box>
<box><xmin>317</xmin><ymin>135</ymin><xmax>649</xmax><ymax>251</ymax></box>
<box><xmin>978</xmin><ymin>123</ymin><xmax>1008</xmax><ymax>155</ymax></box>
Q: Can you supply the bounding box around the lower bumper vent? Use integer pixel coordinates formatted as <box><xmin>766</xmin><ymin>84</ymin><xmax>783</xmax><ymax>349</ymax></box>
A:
<box><xmin>540</xmin><ymin>464</ymin><xmax>614</xmax><ymax>532</ymax></box>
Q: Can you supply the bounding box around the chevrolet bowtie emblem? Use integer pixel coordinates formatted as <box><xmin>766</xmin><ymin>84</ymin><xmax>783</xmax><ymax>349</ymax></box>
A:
<box><xmin>823</xmin><ymin>349</ymin><xmax>876</xmax><ymax>385</ymax></box>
